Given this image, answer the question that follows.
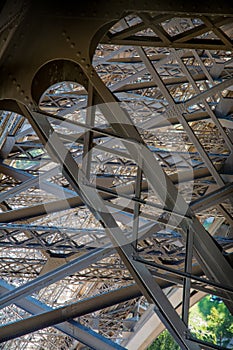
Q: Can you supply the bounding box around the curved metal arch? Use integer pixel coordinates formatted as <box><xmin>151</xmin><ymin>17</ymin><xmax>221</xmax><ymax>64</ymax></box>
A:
<box><xmin>31</xmin><ymin>59</ymin><xmax>89</xmax><ymax>105</ymax></box>
<box><xmin>0</xmin><ymin>2</ymin><xmax>233</xmax><ymax>349</ymax></box>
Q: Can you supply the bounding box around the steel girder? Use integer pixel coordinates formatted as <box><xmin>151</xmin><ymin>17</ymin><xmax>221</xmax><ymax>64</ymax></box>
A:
<box><xmin>0</xmin><ymin>1</ymin><xmax>233</xmax><ymax>349</ymax></box>
<box><xmin>0</xmin><ymin>279</ymin><xmax>127</xmax><ymax>350</ymax></box>
<box><xmin>16</xmin><ymin>106</ymin><xmax>200</xmax><ymax>349</ymax></box>
<box><xmin>7</xmin><ymin>101</ymin><xmax>230</xmax><ymax>348</ymax></box>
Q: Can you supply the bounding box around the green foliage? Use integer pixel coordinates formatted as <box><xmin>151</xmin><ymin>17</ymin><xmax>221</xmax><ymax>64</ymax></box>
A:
<box><xmin>148</xmin><ymin>329</ymin><xmax>180</xmax><ymax>350</ymax></box>
<box><xmin>148</xmin><ymin>295</ymin><xmax>233</xmax><ymax>350</ymax></box>
<box><xmin>197</xmin><ymin>294</ymin><xmax>213</xmax><ymax>317</ymax></box>
<box><xmin>191</xmin><ymin>295</ymin><xmax>233</xmax><ymax>348</ymax></box>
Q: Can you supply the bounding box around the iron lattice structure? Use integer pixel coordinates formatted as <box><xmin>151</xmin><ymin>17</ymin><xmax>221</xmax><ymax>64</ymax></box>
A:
<box><xmin>0</xmin><ymin>1</ymin><xmax>233</xmax><ymax>349</ymax></box>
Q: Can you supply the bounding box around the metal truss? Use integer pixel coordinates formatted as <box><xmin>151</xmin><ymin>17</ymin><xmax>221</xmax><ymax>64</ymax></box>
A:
<box><xmin>0</xmin><ymin>279</ymin><xmax>125</xmax><ymax>350</ymax></box>
<box><xmin>0</xmin><ymin>1</ymin><xmax>233</xmax><ymax>349</ymax></box>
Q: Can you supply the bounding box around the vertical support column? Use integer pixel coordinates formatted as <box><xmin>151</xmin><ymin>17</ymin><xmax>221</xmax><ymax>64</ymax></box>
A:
<box><xmin>82</xmin><ymin>83</ymin><xmax>95</xmax><ymax>180</ymax></box>
<box><xmin>182</xmin><ymin>228</ymin><xmax>194</xmax><ymax>325</ymax></box>
<box><xmin>132</xmin><ymin>165</ymin><xmax>143</xmax><ymax>250</ymax></box>
<box><xmin>21</xmin><ymin>105</ymin><xmax>200</xmax><ymax>350</ymax></box>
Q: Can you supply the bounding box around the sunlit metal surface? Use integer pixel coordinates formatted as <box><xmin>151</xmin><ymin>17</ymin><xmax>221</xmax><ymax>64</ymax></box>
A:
<box><xmin>0</xmin><ymin>1</ymin><xmax>232</xmax><ymax>349</ymax></box>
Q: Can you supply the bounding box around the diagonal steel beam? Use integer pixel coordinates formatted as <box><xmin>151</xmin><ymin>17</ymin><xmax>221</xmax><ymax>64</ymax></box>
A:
<box><xmin>171</xmin><ymin>49</ymin><xmax>233</xmax><ymax>152</ymax></box>
<box><xmin>102</xmin><ymin>37</ymin><xmax>233</xmax><ymax>51</ymax></box>
<box><xmin>191</xmin><ymin>182</ymin><xmax>233</xmax><ymax>212</ymax></box>
<box><xmin>0</xmin><ymin>279</ymin><xmax>126</xmax><ymax>350</ymax></box>
<box><xmin>19</xmin><ymin>106</ymin><xmax>201</xmax><ymax>349</ymax></box>
<box><xmin>0</xmin><ymin>162</ymin><xmax>76</xmax><ymax>201</ymax></box>
<box><xmin>135</xmin><ymin>47</ymin><xmax>226</xmax><ymax>186</ymax></box>
<box><xmin>134</xmin><ymin>46</ymin><xmax>233</xmax><ymax>229</ymax></box>
<box><xmin>0</xmin><ymin>247</ymin><xmax>112</xmax><ymax>310</ymax></box>
<box><xmin>79</xmin><ymin>65</ymin><xmax>233</xmax><ymax>291</ymax></box>
<box><xmin>0</xmin><ymin>0</ymin><xmax>27</xmax><ymax>60</ymax></box>
<box><xmin>0</xmin><ymin>282</ymin><xmax>141</xmax><ymax>343</ymax></box>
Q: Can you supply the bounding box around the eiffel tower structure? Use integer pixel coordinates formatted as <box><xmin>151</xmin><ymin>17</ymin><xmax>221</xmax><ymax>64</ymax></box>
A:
<box><xmin>0</xmin><ymin>1</ymin><xmax>233</xmax><ymax>349</ymax></box>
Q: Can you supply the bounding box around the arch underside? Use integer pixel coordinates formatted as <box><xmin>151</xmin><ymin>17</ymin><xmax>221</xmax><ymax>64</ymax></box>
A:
<box><xmin>0</xmin><ymin>1</ymin><xmax>233</xmax><ymax>349</ymax></box>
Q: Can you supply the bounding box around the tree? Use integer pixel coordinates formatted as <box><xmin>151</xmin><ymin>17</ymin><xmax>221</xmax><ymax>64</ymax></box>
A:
<box><xmin>191</xmin><ymin>296</ymin><xmax>233</xmax><ymax>348</ymax></box>
<box><xmin>148</xmin><ymin>330</ymin><xmax>180</xmax><ymax>350</ymax></box>
<box><xmin>148</xmin><ymin>295</ymin><xmax>233</xmax><ymax>350</ymax></box>
<box><xmin>207</xmin><ymin>306</ymin><xmax>233</xmax><ymax>347</ymax></box>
